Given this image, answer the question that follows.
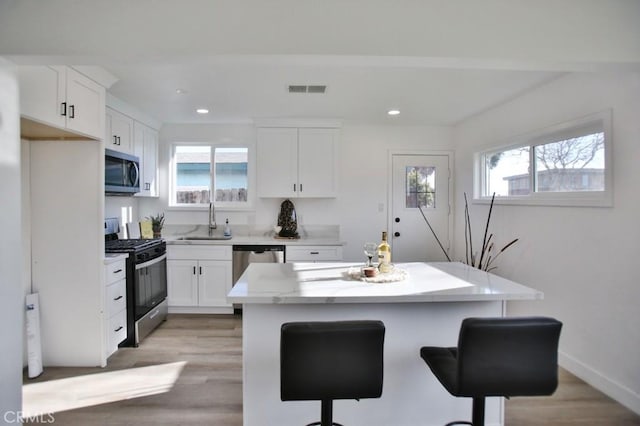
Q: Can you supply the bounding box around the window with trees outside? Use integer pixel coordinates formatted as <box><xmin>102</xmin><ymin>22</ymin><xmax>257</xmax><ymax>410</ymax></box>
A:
<box><xmin>474</xmin><ymin>111</ymin><xmax>612</xmax><ymax>207</ymax></box>
<box><xmin>170</xmin><ymin>144</ymin><xmax>250</xmax><ymax>208</ymax></box>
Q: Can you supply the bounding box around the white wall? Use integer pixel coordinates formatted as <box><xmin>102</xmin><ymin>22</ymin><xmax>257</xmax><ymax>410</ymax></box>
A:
<box><xmin>453</xmin><ymin>72</ymin><xmax>640</xmax><ymax>414</ymax></box>
<box><xmin>0</xmin><ymin>62</ymin><xmax>23</xmax><ymax>425</ymax></box>
<box><xmin>337</xmin><ymin>125</ymin><xmax>452</xmax><ymax>260</ymax></box>
<box><xmin>105</xmin><ymin>196</ymin><xmax>139</xmax><ymax>237</ymax></box>
<box><xmin>138</xmin><ymin>122</ymin><xmax>453</xmax><ymax>261</ymax></box>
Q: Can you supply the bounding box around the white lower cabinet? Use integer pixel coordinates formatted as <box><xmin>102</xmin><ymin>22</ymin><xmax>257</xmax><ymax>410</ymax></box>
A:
<box><xmin>104</xmin><ymin>256</ymin><xmax>127</xmax><ymax>358</ymax></box>
<box><xmin>286</xmin><ymin>245</ymin><xmax>343</xmax><ymax>262</ymax></box>
<box><xmin>167</xmin><ymin>245</ymin><xmax>233</xmax><ymax>313</ymax></box>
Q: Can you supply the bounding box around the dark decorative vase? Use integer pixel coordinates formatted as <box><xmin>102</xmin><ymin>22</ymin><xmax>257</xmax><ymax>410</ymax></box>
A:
<box><xmin>277</xmin><ymin>199</ymin><xmax>298</xmax><ymax>238</ymax></box>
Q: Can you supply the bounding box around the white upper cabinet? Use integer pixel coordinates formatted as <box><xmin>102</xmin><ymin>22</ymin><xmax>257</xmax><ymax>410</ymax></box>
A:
<box><xmin>133</xmin><ymin>121</ymin><xmax>159</xmax><ymax>197</ymax></box>
<box><xmin>257</xmin><ymin>127</ymin><xmax>338</xmax><ymax>198</ymax></box>
<box><xmin>19</xmin><ymin>66</ymin><xmax>105</xmax><ymax>140</ymax></box>
<box><xmin>106</xmin><ymin>107</ymin><xmax>134</xmax><ymax>153</ymax></box>
<box><xmin>19</xmin><ymin>66</ymin><xmax>66</xmax><ymax>129</ymax></box>
<box><xmin>257</xmin><ymin>128</ymin><xmax>298</xmax><ymax>198</ymax></box>
<box><xmin>65</xmin><ymin>68</ymin><xmax>105</xmax><ymax>139</ymax></box>
<box><xmin>297</xmin><ymin>128</ymin><xmax>338</xmax><ymax>197</ymax></box>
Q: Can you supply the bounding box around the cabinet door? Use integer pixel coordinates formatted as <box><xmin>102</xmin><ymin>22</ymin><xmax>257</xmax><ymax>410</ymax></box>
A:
<box><xmin>134</xmin><ymin>123</ymin><xmax>159</xmax><ymax>197</ymax></box>
<box><xmin>65</xmin><ymin>68</ymin><xmax>105</xmax><ymax>139</ymax></box>
<box><xmin>18</xmin><ymin>65</ymin><xmax>66</xmax><ymax>128</ymax></box>
<box><xmin>257</xmin><ymin>127</ymin><xmax>298</xmax><ymax>197</ymax></box>
<box><xmin>298</xmin><ymin>128</ymin><xmax>338</xmax><ymax>197</ymax></box>
<box><xmin>198</xmin><ymin>260</ymin><xmax>232</xmax><ymax>307</ymax></box>
<box><xmin>167</xmin><ymin>260</ymin><xmax>198</xmax><ymax>306</ymax></box>
<box><xmin>106</xmin><ymin>107</ymin><xmax>133</xmax><ymax>153</ymax></box>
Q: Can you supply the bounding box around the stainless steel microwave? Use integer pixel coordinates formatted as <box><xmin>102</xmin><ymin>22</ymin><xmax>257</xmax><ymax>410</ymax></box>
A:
<box><xmin>105</xmin><ymin>148</ymin><xmax>140</xmax><ymax>195</ymax></box>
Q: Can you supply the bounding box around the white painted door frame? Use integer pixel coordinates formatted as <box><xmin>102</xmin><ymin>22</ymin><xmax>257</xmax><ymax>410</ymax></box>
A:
<box><xmin>387</xmin><ymin>149</ymin><xmax>455</xmax><ymax>261</ymax></box>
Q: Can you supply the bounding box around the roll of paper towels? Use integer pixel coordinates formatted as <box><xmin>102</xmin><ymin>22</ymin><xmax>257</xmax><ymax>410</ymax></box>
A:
<box><xmin>26</xmin><ymin>293</ymin><xmax>43</xmax><ymax>378</ymax></box>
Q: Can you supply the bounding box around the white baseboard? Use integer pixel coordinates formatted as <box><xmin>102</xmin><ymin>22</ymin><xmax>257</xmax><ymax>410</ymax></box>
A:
<box><xmin>559</xmin><ymin>351</ymin><xmax>640</xmax><ymax>416</ymax></box>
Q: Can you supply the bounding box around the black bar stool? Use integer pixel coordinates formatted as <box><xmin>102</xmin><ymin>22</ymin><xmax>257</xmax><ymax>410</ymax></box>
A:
<box><xmin>420</xmin><ymin>316</ymin><xmax>562</xmax><ymax>426</ymax></box>
<box><xmin>280</xmin><ymin>320</ymin><xmax>385</xmax><ymax>426</ymax></box>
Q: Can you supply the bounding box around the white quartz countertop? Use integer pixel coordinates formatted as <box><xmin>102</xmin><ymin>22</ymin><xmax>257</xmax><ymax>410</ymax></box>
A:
<box><xmin>227</xmin><ymin>262</ymin><xmax>543</xmax><ymax>304</ymax></box>
<box><xmin>165</xmin><ymin>235</ymin><xmax>343</xmax><ymax>246</ymax></box>
<box><xmin>162</xmin><ymin>224</ymin><xmax>344</xmax><ymax>246</ymax></box>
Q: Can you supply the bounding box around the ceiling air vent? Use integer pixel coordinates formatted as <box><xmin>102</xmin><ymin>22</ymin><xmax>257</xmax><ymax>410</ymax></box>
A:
<box><xmin>288</xmin><ymin>85</ymin><xmax>327</xmax><ymax>94</ymax></box>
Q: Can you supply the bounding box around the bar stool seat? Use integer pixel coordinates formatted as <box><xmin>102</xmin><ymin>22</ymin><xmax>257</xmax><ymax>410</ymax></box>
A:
<box><xmin>420</xmin><ymin>316</ymin><xmax>562</xmax><ymax>426</ymax></box>
<box><xmin>281</xmin><ymin>320</ymin><xmax>385</xmax><ymax>426</ymax></box>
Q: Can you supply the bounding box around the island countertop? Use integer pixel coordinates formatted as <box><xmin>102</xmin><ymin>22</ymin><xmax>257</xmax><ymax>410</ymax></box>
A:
<box><xmin>227</xmin><ymin>261</ymin><xmax>543</xmax><ymax>304</ymax></box>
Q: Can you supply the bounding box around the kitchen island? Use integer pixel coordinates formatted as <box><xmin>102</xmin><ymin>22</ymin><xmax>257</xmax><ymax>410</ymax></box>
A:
<box><xmin>227</xmin><ymin>262</ymin><xmax>543</xmax><ymax>426</ymax></box>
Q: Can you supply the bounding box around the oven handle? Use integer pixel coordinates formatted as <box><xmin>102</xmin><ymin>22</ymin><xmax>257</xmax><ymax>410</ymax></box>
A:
<box><xmin>135</xmin><ymin>253</ymin><xmax>167</xmax><ymax>270</ymax></box>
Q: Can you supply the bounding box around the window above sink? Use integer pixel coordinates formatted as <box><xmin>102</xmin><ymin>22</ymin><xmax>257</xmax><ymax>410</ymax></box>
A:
<box><xmin>169</xmin><ymin>142</ymin><xmax>254</xmax><ymax>211</ymax></box>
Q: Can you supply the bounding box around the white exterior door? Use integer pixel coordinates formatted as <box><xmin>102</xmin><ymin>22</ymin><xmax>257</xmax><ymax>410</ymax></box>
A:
<box><xmin>391</xmin><ymin>153</ymin><xmax>451</xmax><ymax>262</ymax></box>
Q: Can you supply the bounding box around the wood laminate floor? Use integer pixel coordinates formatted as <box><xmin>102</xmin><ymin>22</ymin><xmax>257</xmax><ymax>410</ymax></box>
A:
<box><xmin>23</xmin><ymin>314</ymin><xmax>640</xmax><ymax>425</ymax></box>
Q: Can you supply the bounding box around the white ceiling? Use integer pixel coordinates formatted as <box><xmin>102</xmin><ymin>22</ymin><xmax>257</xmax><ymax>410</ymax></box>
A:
<box><xmin>2</xmin><ymin>1</ymin><xmax>638</xmax><ymax>126</ymax></box>
<box><xmin>104</xmin><ymin>57</ymin><xmax>561</xmax><ymax>125</ymax></box>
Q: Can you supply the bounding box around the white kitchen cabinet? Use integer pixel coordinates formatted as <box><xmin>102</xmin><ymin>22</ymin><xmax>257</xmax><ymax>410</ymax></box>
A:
<box><xmin>106</xmin><ymin>107</ymin><xmax>134</xmax><ymax>153</ymax></box>
<box><xmin>257</xmin><ymin>127</ymin><xmax>338</xmax><ymax>198</ymax></box>
<box><xmin>104</xmin><ymin>256</ymin><xmax>128</xmax><ymax>358</ymax></box>
<box><xmin>167</xmin><ymin>259</ymin><xmax>199</xmax><ymax>306</ymax></box>
<box><xmin>286</xmin><ymin>245</ymin><xmax>344</xmax><ymax>262</ymax></box>
<box><xmin>19</xmin><ymin>66</ymin><xmax>105</xmax><ymax>140</ymax></box>
<box><xmin>167</xmin><ymin>245</ymin><xmax>233</xmax><ymax>313</ymax></box>
<box><xmin>29</xmin><ymin>140</ymin><xmax>106</xmax><ymax>367</ymax></box>
<box><xmin>133</xmin><ymin>121</ymin><xmax>159</xmax><ymax>197</ymax></box>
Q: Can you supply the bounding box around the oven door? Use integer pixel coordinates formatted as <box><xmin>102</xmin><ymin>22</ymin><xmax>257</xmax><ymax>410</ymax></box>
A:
<box><xmin>134</xmin><ymin>253</ymin><xmax>167</xmax><ymax>320</ymax></box>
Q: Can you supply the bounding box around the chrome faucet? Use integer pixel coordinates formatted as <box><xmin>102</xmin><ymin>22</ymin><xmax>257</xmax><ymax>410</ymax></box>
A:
<box><xmin>208</xmin><ymin>202</ymin><xmax>217</xmax><ymax>235</ymax></box>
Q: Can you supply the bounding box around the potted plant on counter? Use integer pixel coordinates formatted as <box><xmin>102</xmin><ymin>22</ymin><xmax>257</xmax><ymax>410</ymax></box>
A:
<box><xmin>147</xmin><ymin>213</ymin><xmax>165</xmax><ymax>238</ymax></box>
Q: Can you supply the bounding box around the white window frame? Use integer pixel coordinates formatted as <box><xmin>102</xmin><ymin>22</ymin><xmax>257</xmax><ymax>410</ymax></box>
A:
<box><xmin>473</xmin><ymin>110</ymin><xmax>613</xmax><ymax>207</ymax></box>
<box><xmin>169</xmin><ymin>141</ymin><xmax>254</xmax><ymax>211</ymax></box>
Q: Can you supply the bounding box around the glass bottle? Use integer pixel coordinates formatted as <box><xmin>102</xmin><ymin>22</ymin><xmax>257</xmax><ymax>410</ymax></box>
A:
<box><xmin>377</xmin><ymin>231</ymin><xmax>392</xmax><ymax>273</ymax></box>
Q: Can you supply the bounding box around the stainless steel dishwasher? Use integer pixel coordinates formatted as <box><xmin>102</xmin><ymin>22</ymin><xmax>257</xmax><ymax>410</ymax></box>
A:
<box><xmin>232</xmin><ymin>245</ymin><xmax>285</xmax><ymax>311</ymax></box>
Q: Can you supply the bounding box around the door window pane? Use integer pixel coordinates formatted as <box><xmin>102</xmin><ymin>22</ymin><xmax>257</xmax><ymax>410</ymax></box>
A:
<box><xmin>485</xmin><ymin>147</ymin><xmax>530</xmax><ymax>196</ymax></box>
<box><xmin>534</xmin><ymin>132</ymin><xmax>604</xmax><ymax>192</ymax></box>
<box><xmin>175</xmin><ymin>146</ymin><xmax>211</xmax><ymax>204</ymax></box>
<box><xmin>405</xmin><ymin>166</ymin><xmax>435</xmax><ymax>208</ymax></box>
<box><xmin>214</xmin><ymin>148</ymin><xmax>248</xmax><ymax>202</ymax></box>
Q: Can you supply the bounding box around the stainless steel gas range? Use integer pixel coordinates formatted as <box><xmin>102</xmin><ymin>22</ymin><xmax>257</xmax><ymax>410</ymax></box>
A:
<box><xmin>105</xmin><ymin>218</ymin><xmax>167</xmax><ymax>346</ymax></box>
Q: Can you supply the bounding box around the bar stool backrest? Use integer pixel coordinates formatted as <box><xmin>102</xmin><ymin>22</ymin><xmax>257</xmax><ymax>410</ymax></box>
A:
<box><xmin>456</xmin><ymin>317</ymin><xmax>562</xmax><ymax>397</ymax></box>
<box><xmin>281</xmin><ymin>320</ymin><xmax>385</xmax><ymax>401</ymax></box>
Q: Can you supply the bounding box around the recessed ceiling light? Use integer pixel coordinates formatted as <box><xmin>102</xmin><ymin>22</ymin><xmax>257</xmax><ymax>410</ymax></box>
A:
<box><xmin>196</xmin><ymin>108</ymin><xmax>209</xmax><ymax>114</ymax></box>
<box><xmin>387</xmin><ymin>109</ymin><xmax>400</xmax><ymax>116</ymax></box>
<box><xmin>175</xmin><ymin>88</ymin><xmax>188</xmax><ymax>94</ymax></box>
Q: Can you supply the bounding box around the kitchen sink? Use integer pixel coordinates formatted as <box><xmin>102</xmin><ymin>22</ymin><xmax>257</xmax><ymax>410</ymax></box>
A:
<box><xmin>177</xmin><ymin>235</ymin><xmax>232</xmax><ymax>241</ymax></box>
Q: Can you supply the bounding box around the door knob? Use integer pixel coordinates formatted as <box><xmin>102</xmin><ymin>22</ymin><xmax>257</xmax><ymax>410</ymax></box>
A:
<box><xmin>394</xmin><ymin>232</ymin><xmax>400</xmax><ymax>237</ymax></box>
<box><xmin>395</xmin><ymin>217</ymin><xmax>400</xmax><ymax>223</ymax></box>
